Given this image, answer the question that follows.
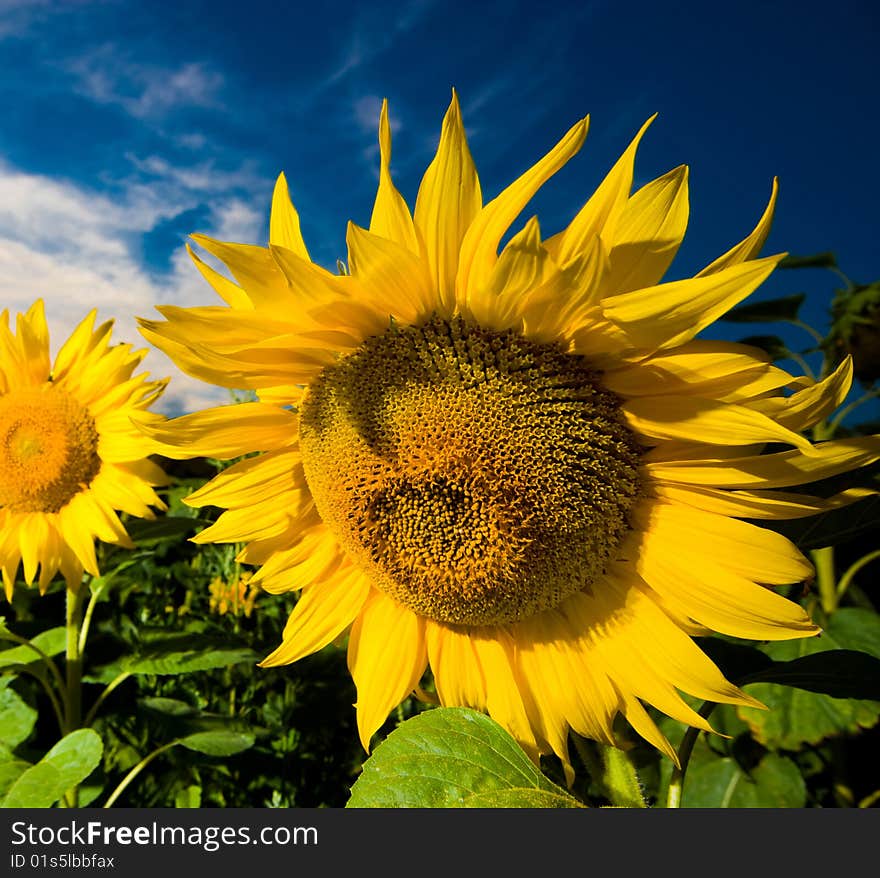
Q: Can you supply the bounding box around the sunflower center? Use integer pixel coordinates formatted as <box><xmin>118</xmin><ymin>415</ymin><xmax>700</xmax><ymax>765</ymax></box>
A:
<box><xmin>0</xmin><ymin>386</ymin><xmax>101</xmax><ymax>513</ymax></box>
<box><xmin>300</xmin><ymin>316</ymin><xmax>642</xmax><ymax>626</ymax></box>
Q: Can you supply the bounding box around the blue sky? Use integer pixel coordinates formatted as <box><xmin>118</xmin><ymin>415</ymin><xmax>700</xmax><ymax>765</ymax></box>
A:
<box><xmin>0</xmin><ymin>0</ymin><xmax>877</xmax><ymax>415</ymax></box>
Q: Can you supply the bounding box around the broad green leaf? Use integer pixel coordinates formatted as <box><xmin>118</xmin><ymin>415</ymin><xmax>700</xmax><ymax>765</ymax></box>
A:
<box><xmin>740</xmin><ymin>649</ymin><xmax>880</xmax><ymax>700</ymax></box>
<box><xmin>122</xmin><ymin>637</ymin><xmax>259</xmax><ymax>676</ymax></box>
<box><xmin>721</xmin><ymin>293</ymin><xmax>806</xmax><ymax>324</ymax></box>
<box><xmin>682</xmin><ymin>752</ymin><xmax>806</xmax><ymax>808</ymax></box>
<box><xmin>0</xmin><ymin>760</ymin><xmax>31</xmax><ymax>798</ymax></box>
<box><xmin>1</xmin><ymin>729</ymin><xmax>103</xmax><ymax>808</ymax></box>
<box><xmin>124</xmin><ymin>516</ymin><xmax>212</xmax><ymax>545</ymax></box>
<box><xmin>462</xmin><ymin>788</ymin><xmax>586</xmax><ymax>808</ymax></box>
<box><xmin>0</xmin><ymin>627</ymin><xmax>66</xmax><ymax>669</ymax></box>
<box><xmin>778</xmin><ymin>252</ymin><xmax>838</xmax><ymax>270</ymax></box>
<box><xmin>347</xmin><ymin>707</ymin><xmax>584</xmax><ymax>808</ymax></box>
<box><xmin>766</xmin><ymin>495</ymin><xmax>880</xmax><ymax>550</ymax></box>
<box><xmin>138</xmin><ymin>697</ymin><xmax>200</xmax><ymax>719</ymax></box>
<box><xmin>697</xmin><ymin>638</ymin><xmax>774</xmax><ymax>682</ymax></box>
<box><xmin>178</xmin><ymin>731</ymin><xmax>255</xmax><ymax>757</ymax></box>
<box><xmin>0</xmin><ymin>682</ymin><xmax>38</xmax><ymax>748</ymax></box>
<box><xmin>737</xmin><ymin>609</ymin><xmax>880</xmax><ymax>749</ymax></box>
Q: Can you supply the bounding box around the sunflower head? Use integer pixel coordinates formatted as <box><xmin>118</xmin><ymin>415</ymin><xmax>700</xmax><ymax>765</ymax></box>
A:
<box><xmin>0</xmin><ymin>300</ymin><xmax>169</xmax><ymax>598</ymax></box>
<box><xmin>139</xmin><ymin>92</ymin><xmax>879</xmax><ymax>776</ymax></box>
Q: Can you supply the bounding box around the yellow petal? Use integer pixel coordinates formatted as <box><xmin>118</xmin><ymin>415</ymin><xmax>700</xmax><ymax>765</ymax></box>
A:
<box><xmin>456</xmin><ymin>116</ymin><xmax>588</xmax><ymax>303</ymax></box>
<box><xmin>414</xmin><ymin>89</ymin><xmax>482</xmax><ymax>315</ymax></box>
<box><xmin>698</xmin><ymin>177</ymin><xmax>779</xmax><ymax>276</ymax></box>
<box><xmin>139</xmin><ymin>402</ymin><xmax>297</xmax><ymax>459</ymax></box>
<box><xmin>369</xmin><ymin>99</ymin><xmax>420</xmax><ymax>254</ymax></box>
<box><xmin>269</xmin><ymin>172</ymin><xmax>310</xmax><ymax>260</ymax></box>
<box><xmin>347</xmin><ymin>591</ymin><xmax>427</xmax><ymax>750</ymax></box>
<box><xmin>346</xmin><ymin>222</ymin><xmax>437</xmax><ymax>324</ymax></box>
<box><xmin>631</xmin><ymin>500</ymin><xmax>815</xmax><ymax>586</ymax></box>
<box><xmin>425</xmin><ymin>621</ymin><xmax>487</xmax><ymax>711</ymax></box>
<box><xmin>598</xmin><ymin>165</ymin><xmax>689</xmax><ymax>296</ymax></box>
<box><xmin>748</xmin><ymin>356</ymin><xmax>853</xmax><ymax>431</ymax></box>
<box><xmin>601</xmin><ymin>253</ymin><xmax>783</xmax><ymax>353</ymax></box>
<box><xmin>186</xmin><ymin>243</ymin><xmax>253</xmax><ymax>310</ymax></box>
<box><xmin>644</xmin><ymin>436</ymin><xmax>880</xmax><ymax>489</ymax></box>
<box><xmin>259</xmin><ymin>563</ymin><xmax>371</xmax><ymax>667</ymax></box>
<box><xmin>549</xmin><ymin>114</ymin><xmax>656</xmax><ymax>266</ymax></box>
<box><xmin>622</xmin><ymin>395</ymin><xmax>817</xmax><ymax>454</ymax></box>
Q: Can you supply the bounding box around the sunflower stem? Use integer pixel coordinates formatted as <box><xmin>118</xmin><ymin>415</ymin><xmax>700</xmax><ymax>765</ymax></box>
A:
<box><xmin>102</xmin><ymin>741</ymin><xmax>179</xmax><ymax>808</ymax></box>
<box><xmin>62</xmin><ymin>583</ymin><xmax>87</xmax><ymax>807</ymax></box>
<box><xmin>812</xmin><ymin>546</ymin><xmax>838</xmax><ymax>615</ymax></box>
<box><xmin>666</xmin><ymin>701</ymin><xmax>718</xmax><ymax>808</ymax></box>
<box><xmin>836</xmin><ymin>549</ymin><xmax>880</xmax><ymax>602</ymax></box>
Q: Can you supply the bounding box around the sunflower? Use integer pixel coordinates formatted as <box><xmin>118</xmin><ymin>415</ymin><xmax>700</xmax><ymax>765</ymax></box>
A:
<box><xmin>0</xmin><ymin>300</ymin><xmax>168</xmax><ymax>598</ymax></box>
<box><xmin>139</xmin><ymin>93</ymin><xmax>879</xmax><ymax>777</ymax></box>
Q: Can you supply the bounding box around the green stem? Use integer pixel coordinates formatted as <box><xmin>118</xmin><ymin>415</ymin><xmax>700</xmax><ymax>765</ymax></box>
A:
<box><xmin>83</xmin><ymin>671</ymin><xmax>132</xmax><ymax>728</ymax></box>
<box><xmin>836</xmin><ymin>549</ymin><xmax>880</xmax><ymax>602</ymax></box>
<box><xmin>62</xmin><ymin>586</ymin><xmax>87</xmax><ymax>807</ymax></box>
<box><xmin>786</xmin><ymin>318</ymin><xmax>825</xmax><ymax>347</ymax></box>
<box><xmin>666</xmin><ymin>701</ymin><xmax>718</xmax><ymax>809</ymax></box>
<box><xmin>78</xmin><ymin>579</ymin><xmax>107</xmax><ymax>656</ymax></box>
<box><xmin>103</xmin><ymin>741</ymin><xmax>179</xmax><ymax>808</ymax></box>
<box><xmin>812</xmin><ymin>546</ymin><xmax>838</xmax><ymax>615</ymax></box>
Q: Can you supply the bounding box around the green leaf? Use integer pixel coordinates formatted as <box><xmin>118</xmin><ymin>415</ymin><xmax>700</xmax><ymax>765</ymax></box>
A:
<box><xmin>178</xmin><ymin>731</ymin><xmax>255</xmax><ymax>757</ymax></box>
<box><xmin>682</xmin><ymin>752</ymin><xmax>806</xmax><ymax>808</ymax></box>
<box><xmin>121</xmin><ymin>634</ymin><xmax>259</xmax><ymax>676</ymax></box>
<box><xmin>0</xmin><ymin>759</ymin><xmax>31</xmax><ymax>799</ymax></box>
<box><xmin>138</xmin><ymin>697</ymin><xmax>200</xmax><ymax>719</ymax></box>
<box><xmin>1</xmin><ymin>729</ymin><xmax>103</xmax><ymax>808</ymax></box>
<box><xmin>0</xmin><ymin>627</ymin><xmax>66</xmax><ymax>669</ymax></box>
<box><xmin>737</xmin><ymin>609</ymin><xmax>880</xmax><ymax>749</ymax></box>
<box><xmin>346</xmin><ymin>707</ymin><xmax>584</xmax><ymax>808</ymax></box>
<box><xmin>124</xmin><ymin>516</ymin><xmax>211</xmax><ymax>545</ymax></box>
<box><xmin>763</xmin><ymin>495</ymin><xmax>880</xmax><ymax>550</ymax></box>
<box><xmin>778</xmin><ymin>252</ymin><xmax>838</xmax><ymax>270</ymax></box>
<box><xmin>740</xmin><ymin>649</ymin><xmax>880</xmax><ymax>700</ymax></box>
<box><xmin>0</xmin><ymin>682</ymin><xmax>38</xmax><ymax>749</ymax></box>
<box><xmin>721</xmin><ymin>293</ymin><xmax>806</xmax><ymax>324</ymax></box>
<box><xmin>736</xmin><ymin>335</ymin><xmax>792</xmax><ymax>360</ymax></box>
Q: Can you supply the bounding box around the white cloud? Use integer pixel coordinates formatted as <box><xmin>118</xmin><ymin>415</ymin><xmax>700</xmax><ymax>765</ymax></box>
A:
<box><xmin>0</xmin><ymin>161</ymin><xmax>268</xmax><ymax>416</ymax></box>
<box><xmin>66</xmin><ymin>45</ymin><xmax>224</xmax><ymax>119</ymax></box>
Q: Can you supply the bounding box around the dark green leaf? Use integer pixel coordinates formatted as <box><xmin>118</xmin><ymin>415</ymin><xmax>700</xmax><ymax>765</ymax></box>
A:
<box><xmin>721</xmin><ymin>294</ymin><xmax>806</xmax><ymax>324</ymax></box>
<box><xmin>697</xmin><ymin>638</ymin><xmax>774</xmax><ymax>682</ymax></box>
<box><xmin>1</xmin><ymin>729</ymin><xmax>103</xmax><ymax>808</ymax></box>
<box><xmin>778</xmin><ymin>252</ymin><xmax>838</xmax><ymax>270</ymax></box>
<box><xmin>347</xmin><ymin>707</ymin><xmax>583</xmax><ymax>808</ymax></box>
<box><xmin>736</xmin><ymin>335</ymin><xmax>792</xmax><ymax>360</ymax></box>
<box><xmin>122</xmin><ymin>634</ymin><xmax>259</xmax><ymax>676</ymax></box>
<box><xmin>740</xmin><ymin>649</ymin><xmax>880</xmax><ymax>700</ymax></box>
<box><xmin>0</xmin><ymin>682</ymin><xmax>38</xmax><ymax>749</ymax></box>
<box><xmin>138</xmin><ymin>697</ymin><xmax>200</xmax><ymax>719</ymax></box>
<box><xmin>682</xmin><ymin>752</ymin><xmax>806</xmax><ymax>808</ymax></box>
<box><xmin>178</xmin><ymin>731</ymin><xmax>255</xmax><ymax>757</ymax></box>
<box><xmin>124</xmin><ymin>516</ymin><xmax>211</xmax><ymax>545</ymax></box>
<box><xmin>737</xmin><ymin>609</ymin><xmax>880</xmax><ymax>749</ymax></box>
<box><xmin>764</xmin><ymin>495</ymin><xmax>880</xmax><ymax>549</ymax></box>
<box><xmin>0</xmin><ymin>628</ymin><xmax>66</xmax><ymax>670</ymax></box>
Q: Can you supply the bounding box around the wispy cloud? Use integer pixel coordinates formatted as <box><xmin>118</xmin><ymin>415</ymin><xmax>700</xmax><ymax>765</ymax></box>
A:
<box><xmin>66</xmin><ymin>44</ymin><xmax>224</xmax><ymax>119</ymax></box>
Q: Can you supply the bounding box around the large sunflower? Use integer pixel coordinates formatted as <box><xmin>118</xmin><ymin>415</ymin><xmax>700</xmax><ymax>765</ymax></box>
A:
<box><xmin>140</xmin><ymin>94</ymin><xmax>879</xmax><ymax>777</ymax></box>
<box><xmin>1</xmin><ymin>300</ymin><xmax>168</xmax><ymax>598</ymax></box>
